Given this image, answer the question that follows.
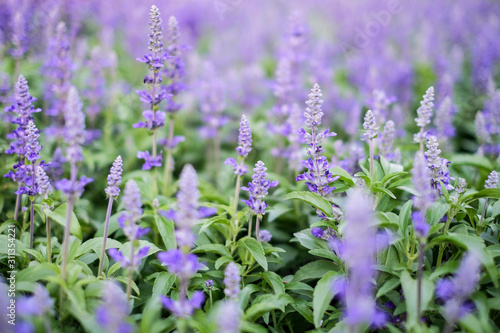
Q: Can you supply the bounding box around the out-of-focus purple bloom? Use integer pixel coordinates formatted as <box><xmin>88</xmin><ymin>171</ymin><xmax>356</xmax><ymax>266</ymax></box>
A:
<box><xmin>435</xmin><ymin>96</ymin><xmax>456</xmax><ymax>141</ymax></box>
<box><xmin>224</xmin><ymin>158</ymin><xmax>247</xmax><ymax>176</ymax></box>
<box><xmin>133</xmin><ymin>110</ymin><xmax>165</xmax><ymax>130</ymax></box>
<box><xmin>84</xmin><ymin>47</ymin><xmax>109</xmax><ymax>127</ymax></box>
<box><xmin>311</xmin><ymin>227</ymin><xmax>324</xmax><ymax>238</ymax></box>
<box><xmin>367</xmin><ymin>90</ymin><xmax>396</xmax><ymax>124</ymax></box>
<box><xmin>241</xmin><ymin>161</ymin><xmax>278</xmax><ymax>216</ymax></box>
<box><xmin>436</xmin><ymin>252</ymin><xmax>481</xmax><ymax>324</ymax></box>
<box><xmin>24</xmin><ymin>121</ymin><xmax>41</xmax><ymax>163</ymax></box>
<box><xmin>35</xmin><ymin>166</ymin><xmax>52</xmax><ymax>199</ymax></box>
<box><xmin>236</xmin><ymin>114</ymin><xmax>252</xmax><ymax>158</ymax></box>
<box><xmin>412</xmin><ymin>152</ymin><xmax>434</xmax><ymax>212</ymax></box>
<box><xmin>412</xmin><ymin>211</ymin><xmax>429</xmax><ymax>238</ymax></box>
<box><xmin>117</xmin><ymin>180</ymin><xmax>148</xmax><ymax>242</ymax></box>
<box><xmin>297</xmin><ymin>84</ymin><xmax>338</xmax><ymax>196</ymax></box>
<box><xmin>485</xmin><ymin>170</ymin><xmax>498</xmax><ymax>189</ymax></box>
<box><xmin>17</xmin><ymin>284</ymin><xmax>54</xmax><ymax>317</ymax></box>
<box><xmin>10</xmin><ymin>11</ymin><xmax>26</xmax><ymax>60</ymax></box>
<box><xmin>137</xmin><ymin>151</ymin><xmax>162</xmax><ymax>170</ymax></box>
<box><xmin>158</xmin><ymin>135</ymin><xmax>185</xmax><ymax>150</ymax></box>
<box><xmin>456</xmin><ymin>178</ymin><xmax>467</xmax><ymax>194</ymax></box>
<box><xmin>176</xmin><ymin>164</ymin><xmax>200</xmax><ymax>229</ymax></box>
<box><xmin>158</xmin><ymin>250</ymin><xmax>202</xmax><ymax>279</ymax></box>
<box><xmin>164</xmin><ymin>16</ymin><xmax>186</xmax><ymax>101</ymax></box>
<box><xmin>55</xmin><ymin>176</ymin><xmax>93</xmax><ymax>198</ymax></box>
<box><xmin>160</xmin><ymin>291</ymin><xmax>204</xmax><ymax>318</ymax></box>
<box><xmin>105</xmin><ymin>156</ymin><xmax>123</xmax><ymax>198</ymax></box>
<box><xmin>361</xmin><ymin>110</ymin><xmax>377</xmax><ymax>141</ymax></box>
<box><xmin>63</xmin><ymin>87</ymin><xmax>86</xmax><ymax>165</ymax></box>
<box><xmin>426</xmin><ymin>136</ymin><xmax>454</xmax><ymax>193</ymax></box>
<box><xmin>334</xmin><ymin>189</ymin><xmax>383</xmax><ymax>329</ymax></box>
<box><xmin>46</xmin><ymin>147</ymin><xmax>65</xmax><ymax>180</ymax></box>
<box><xmin>205</xmin><ymin>280</ymin><xmax>214</xmax><ymax>289</ymax></box>
<box><xmin>109</xmin><ymin>246</ymin><xmax>150</xmax><ymax>270</ymax></box>
<box><xmin>333</xmin><ymin>141</ymin><xmax>365</xmax><ymax>175</ymax></box>
<box><xmin>217</xmin><ymin>301</ymin><xmax>241</xmax><ymax>333</ymax></box>
<box><xmin>380</xmin><ymin>120</ymin><xmax>395</xmax><ymax>161</ymax></box>
<box><xmin>413</xmin><ymin>86</ymin><xmax>435</xmax><ymax>145</ymax></box>
<box><xmin>224</xmin><ymin>262</ymin><xmax>241</xmax><ymax>301</ymax></box>
<box><xmin>95</xmin><ymin>281</ymin><xmax>133</xmax><ymax>333</ymax></box>
<box><xmin>286</xmin><ymin>103</ymin><xmax>305</xmax><ymax>172</ymax></box>
<box><xmin>259</xmin><ymin>230</ymin><xmax>272</xmax><ymax>243</ymax></box>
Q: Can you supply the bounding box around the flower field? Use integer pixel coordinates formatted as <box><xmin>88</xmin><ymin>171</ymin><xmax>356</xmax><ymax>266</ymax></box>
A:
<box><xmin>1</xmin><ymin>0</ymin><xmax>500</xmax><ymax>332</ymax></box>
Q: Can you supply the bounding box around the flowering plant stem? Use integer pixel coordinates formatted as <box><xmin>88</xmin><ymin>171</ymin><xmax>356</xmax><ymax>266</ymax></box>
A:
<box><xmin>163</xmin><ymin>115</ymin><xmax>176</xmax><ymax>196</ymax></box>
<box><xmin>231</xmin><ymin>161</ymin><xmax>244</xmax><ymax>242</ymax></box>
<box><xmin>256</xmin><ymin>215</ymin><xmax>262</xmax><ymax>242</ymax></box>
<box><xmin>46</xmin><ymin>216</ymin><xmax>52</xmax><ymax>262</ymax></box>
<box><xmin>247</xmin><ymin>212</ymin><xmax>254</xmax><ymax>238</ymax></box>
<box><xmin>61</xmin><ymin>163</ymin><xmax>77</xmax><ymax>281</ymax></box>
<box><xmin>369</xmin><ymin>139</ymin><xmax>374</xmax><ymax>179</ymax></box>
<box><xmin>127</xmin><ymin>243</ymin><xmax>135</xmax><ymax>303</ymax></box>
<box><xmin>14</xmin><ymin>185</ymin><xmax>21</xmax><ymax>221</ymax></box>
<box><xmin>417</xmin><ymin>242</ymin><xmax>424</xmax><ymax>324</ymax></box>
<box><xmin>479</xmin><ymin>198</ymin><xmax>489</xmax><ymax>228</ymax></box>
<box><xmin>98</xmin><ymin>197</ymin><xmax>114</xmax><ymax>277</ymax></box>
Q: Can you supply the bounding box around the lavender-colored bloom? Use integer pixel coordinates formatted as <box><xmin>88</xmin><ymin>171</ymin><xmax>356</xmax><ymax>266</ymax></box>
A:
<box><xmin>241</xmin><ymin>161</ymin><xmax>278</xmax><ymax>216</ymax></box>
<box><xmin>435</xmin><ymin>96</ymin><xmax>456</xmax><ymax>140</ymax></box>
<box><xmin>297</xmin><ymin>84</ymin><xmax>338</xmax><ymax>196</ymax></box>
<box><xmin>35</xmin><ymin>166</ymin><xmax>52</xmax><ymax>199</ymax></box>
<box><xmin>456</xmin><ymin>178</ymin><xmax>467</xmax><ymax>194</ymax></box>
<box><xmin>412</xmin><ymin>211</ymin><xmax>429</xmax><ymax>238</ymax></box>
<box><xmin>47</xmin><ymin>147</ymin><xmax>65</xmax><ymax>180</ymax></box>
<box><xmin>311</xmin><ymin>227</ymin><xmax>324</xmax><ymax>238</ymax></box>
<box><xmin>413</xmin><ymin>86</ymin><xmax>435</xmax><ymax>144</ymax></box>
<box><xmin>367</xmin><ymin>90</ymin><xmax>396</xmax><ymax>124</ymax></box>
<box><xmin>157</xmin><ymin>250</ymin><xmax>203</xmax><ymax>279</ymax></box>
<box><xmin>224</xmin><ymin>158</ymin><xmax>248</xmax><ymax>176</ymax></box>
<box><xmin>224</xmin><ymin>262</ymin><xmax>241</xmax><ymax>301</ymax></box>
<box><xmin>117</xmin><ymin>180</ymin><xmax>148</xmax><ymax>242</ymax></box>
<box><xmin>380</xmin><ymin>120</ymin><xmax>395</xmax><ymax>161</ymax></box>
<box><xmin>164</xmin><ymin>15</ymin><xmax>186</xmax><ymax>102</ymax></box>
<box><xmin>160</xmin><ymin>291</ymin><xmax>204</xmax><ymax>318</ymax></box>
<box><xmin>105</xmin><ymin>156</ymin><xmax>123</xmax><ymax>198</ymax></box>
<box><xmin>95</xmin><ymin>281</ymin><xmax>133</xmax><ymax>333</ymax></box>
<box><xmin>158</xmin><ymin>136</ymin><xmax>185</xmax><ymax>150</ymax></box>
<box><xmin>133</xmin><ymin>110</ymin><xmax>165</xmax><ymax>130</ymax></box>
<box><xmin>334</xmin><ymin>189</ymin><xmax>383</xmax><ymax>329</ymax></box>
<box><xmin>24</xmin><ymin>121</ymin><xmax>41</xmax><ymax>163</ymax></box>
<box><xmin>426</xmin><ymin>136</ymin><xmax>454</xmax><ymax>193</ymax></box>
<box><xmin>176</xmin><ymin>164</ymin><xmax>200</xmax><ymax>229</ymax></box>
<box><xmin>485</xmin><ymin>170</ymin><xmax>498</xmax><ymax>189</ymax></box>
<box><xmin>109</xmin><ymin>246</ymin><xmax>150</xmax><ymax>270</ymax></box>
<box><xmin>17</xmin><ymin>284</ymin><xmax>54</xmax><ymax>317</ymax></box>
<box><xmin>136</xmin><ymin>151</ymin><xmax>162</xmax><ymax>170</ymax></box>
<box><xmin>236</xmin><ymin>114</ymin><xmax>252</xmax><ymax>158</ymax></box>
<box><xmin>205</xmin><ymin>280</ymin><xmax>214</xmax><ymax>289</ymax></box>
<box><xmin>63</xmin><ymin>87</ymin><xmax>86</xmax><ymax>165</ymax></box>
<box><xmin>412</xmin><ymin>152</ymin><xmax>434</xmax><ymax>212</ymax></box>
<box><xmin>55</xmin><ymin>176</ymin><xmax>93</xmax><ymax>198</ymax></box>
<box><xmin>361</xmin><ymin>110</ymin><xmax>377</xmax><ymax>141</ymax></box>
<box><xmin>259</xmin><ymin>230</ymin><xmax>272</xmax><ymax>243</ymax></box>
<box><xmin>217</xmin><ymin>301</ymin><xmax>241</xmax><ymax>333</ymax></box>
<box><xmin>436</xmin><ymin>252</ymin><xmax>481</xmax><ymax>324</ymax></box>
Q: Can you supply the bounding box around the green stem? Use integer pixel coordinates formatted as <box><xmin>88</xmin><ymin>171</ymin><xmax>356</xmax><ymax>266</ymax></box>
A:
<box><xmin>232</xmin><ymin>169</ymin><xmax>243</xmax><ymax>243</ymax></box>
<box><xmin>61</xmin><ymin>163</ymin><xmax>78</xmax><ymax>280</ymax></box>
<box><xmin>98</xmin><ymin>197</ymin><xmax>114</xmax><ymax>277</ymax></box>
<box><xmin>436</xmin><ymin>215</ymin><xmax>453</xmax><ymax>268</ymax></box>
<box><xmin>46</xmin><ymin>216</ymin><xmax>51</xmax><ymax>263</ymax></box>
<box><xmin>369</xmin><ymin>139</ymin><xmax>374</xmax><ymax>179</ymax></box>
<box><xmin>256</xmin><ymin>215</ymin><xmax>262</xmax><ymax>242</ymax></box>
<box><xmin>479</xmin><ymin>198</ymin><xmax>489</xmax><ymax>228</ymax></box>
<box><xmin>14</xmin><ymin>185</ymin><xmax>21</xmax><ymax>221</ymax></box>
<box><xmin>417</xmin><ymin>242</ymin><xmax>424</xmax><ymax>324</ymax></box>
<box><xmin>163</xmin><ymin>115</ymin><xmax>175</xmax><ymax>196</ymax></box>
<box><xmin>126</xmin><ymin>244</ymin><xmax>135</xmax><ymax>304</ymax></box>
<box><xmin>247</xmin><ymin>212</ymin><xmax>254</xmax><ymax>238</ymax></box>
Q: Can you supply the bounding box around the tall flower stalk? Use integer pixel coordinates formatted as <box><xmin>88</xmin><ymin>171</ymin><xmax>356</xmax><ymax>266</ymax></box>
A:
<box><xmin>361</xmin><ymin>110</ymin><xmax>377</xmax><ymax>179</ymax></box>
<box><xmin>241</xmin><ymin>161</ymin><xmax>278</xmax><ymax>240</ymax></box>
<box><xmin>4</xmin><ymin>75</ymin><xmax>41</xmax><ymax>221</ymax></box>
<box><xmin>98</xmin><ymin>155</ymin><xmax>123</xmax><ymax>277</ymax></box>
<box><xmin>135</xmin><ymin>5</ymin><xmax>169</xmax><ymax>196</ymax></box>
<box><xmin>157</xmin><ymin>165</ymin><xmax>205</xmax><ymax>330</ymax></box>
<box><xmin>36</xmin><ymin>166</ymin><xmax>53</xmax><ymax>261</ymax></box>
<box><xmin>413</xmin><ymin>86</ymin><xmax>434</xmax><ymax>153</ymax></box>
<box><xmin>108</xmin><ymin>179</ymin><xmax>150</xmax><ymax>302</ymax></box>
<box><xmin>479</xmin><ymin>170</ymin><xmax>498</xmax><ymax>228</ymax></box>
<box><xmin>225</xmin><ymin>115</ymin><xmax>252</xmax><ymax>240</ymax></box>
<box><xmin>162</xmin><ymin>16</ymin><xmax>187</xmax><ymax>196</ymax></box>
<box><xmin>55</xmin><ymin>87</ymin><xmax>93</xmax><ymax>281</ymax></box>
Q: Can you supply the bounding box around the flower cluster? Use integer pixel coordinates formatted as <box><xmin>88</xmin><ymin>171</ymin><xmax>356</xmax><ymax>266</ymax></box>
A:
<box><xmin>361</xmin><ymin>110</ymin><xmax>377</xmax><ymax>141</ymax></box>
<box><xmin>95</xmin><ymin>281</ymin><xmax>133</xmax><ymax>333</ymax></box>
<box><xmin>17</xmin><ymin>284</ymin><xmax>54</xmax><ymax>317</ymax></box>
<box><xmin>296</xmin><ymin>83</ymin><xmax>338</xmax><ymax>196</ymax></box>
<box><xmin>435</xmin><ymin>96</ymin><xmax>457</xmax><ymax>142</ymax></box>
<box><xmin>413</xmin><ymin>86</ymin><xmax>435</xmax><ymax>144</ymax></box>
<box><xmin>223</xmin><ymin>262</ymin><xmax>241</xmax><ymax>301</ymax></box>
<box><xmin>412</xmin><ymin>152</ymin><xmax>434</xmax><ymax>238</ymax></box>
<box><xmin>425</xmin><ymin>136</ymin><xmax>453</xmax><ymax>193</ymax></box>
<box><xmin>225</xmin><ymin>114</ymin><xmax>252</xmax><ymax>176</ymax></box>
<box><xmin>164</xmin><ymin>15</ymin><xmax>186</xmax><ymax>108</ymax></box>
<box><xmin>380</xmin><ymin>120</ymin><xmax>399</xmax><ymax>162</ymax></box>
<box><xmin>485</xmin><ymin>170</ymin><xmax>498</xmax><ymax>189</ymax></box>
<box><xmin>241</xmin><ymin>161</ymin><xmax>278</xmax><ymax>216</ymax></box>
<box><xmin>105</xmin><ymin>156</ymin><xmax>123</xmax><ymax>198</ymax></box>
<box><xmin>158</xmin><ymin>164</ymin><xmax>206</xmax><ymax>317</ymax></box>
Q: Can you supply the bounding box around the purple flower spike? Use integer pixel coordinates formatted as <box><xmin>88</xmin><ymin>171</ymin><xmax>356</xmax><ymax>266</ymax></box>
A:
<box><xmin>137</xmin><ymin>151</ymin><xmax>162</xmax><ymax>170</ymax></box>
<box><xmin>224</xmin><ymin>157</ymin><xmax>247</xmax><ymax>176</ymax></box>
<box><xmin>217</xmin><ymin>301</ymin><xmax>241</xmax><ymax>333</ymax></box>
<box><xmin>380</xmin><ymin>120</ymin><xmax>395</xmax><ymax>161</ymax></box>
<box><xmin>259</xmin><ymin>230</ymin><xmax>272</xmax><ymax>243</ymax></box>
<box><xmin>414</xmin><ymin>86</ymin><xmax>435</xmax><ymax>144</ymax></box>
<box><xmin>361</xmin><ymin>110</ymin><xmax>377</xmax><ymax>141</ymax></box>
<box><xmin>17</xmin><ymin>284</ymin><xmax>54</xmax><ymax>317</ymax></box>
<box><xmin>105</xmin><ymin>156</ymin><xmax>123</xmax><ymax>198</ymax></box>
<box><xmin>236</xmin><ymin>115</ymin><xmax>252</xmax><ymax>158</ymax></box>
<box><xmin>425</xmin><ymin>136</ymin><xmax>453</xmax><ymax>193</ymax></box>
<box><xmin>36</xmin><ymin>166</ymin><xmax>52</xmax><ymax>199</ymax></box>
<box><xmin>485</xmin><ymin>170</ymin><xmax>498</xmax><ymax>189</ymax></box>
<box><xmin>64</xmin><ymin>87</ymin><xmax>86</xmax><ymax>165</ymax></box>
<box><xmin>157</xmin><ymin>250</ymin><xmax>202</xmax><ymax>279</ymax></box>
<box><xmin>55</xmin><ymin>176</ymin><xmax>93</xmax><ymax>198</ymax></box>
<box><xmin>95</xmin><ymin>281</ymin><xmax>133</xmax><ymax>333</ymax></box>
<box><xmin>158</xmin><ymin>135</ymin><xmax>185</xmax><ymax>149</ymax></box>
<box><xmin>224</xmin><ymin>262</ymin><xmax>241</xmax><ymax>301</ymax></box>
<box><xmin>160</xmin><ymin>291</ymin><xmax>204</xmax><ymax>318</ymax></box>
<box><xmin>117</xmin><ymin>180</ymin><xmax>144</xmax><ymax>242</ymax></box>
<box><xmin>25</xmin><ymin>121</ymin><xmax>41</xmax><ymax>163</ymax></box>
<box><xmin>241</xmin><ymin>161</ymin><xmax>278</xmax><ymax>216</ymax></box>
<box><xmin>205</xmin><ymin>280</ymin><xmax>214</xmax><ymax>289</ymax></box>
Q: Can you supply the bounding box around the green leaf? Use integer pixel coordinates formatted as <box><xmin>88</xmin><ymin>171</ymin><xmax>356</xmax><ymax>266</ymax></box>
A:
<box><xmin>285</xmin><ymin>191</ymin><xmax>333</xmax><ymax>217</ymax></box>
<box><xmin>381</xmin><ymin>171</ymin><xmax>408</xmax><ymax>186</ymax></box>
<box><xmin>450</xmin><ymin>154</ymin><xmax>493</xmax><ymax>171</ymax></box>
<box><xmin>313</xmin><ymin>271</ymin><xmax>337</xmax><ymax>328</ymax></box>
<box><xmin>119</xmin><ymin>240</ymin><xmax>160</xmax><ymax>259</ymax></box>
<box><xmin>75</xmin><ymin>237</ymin><xmax>122</xmax><ymax>258</ymax></box>
<box><xmin>215</xmin><ymin>256</ymin><xmax>234</xmax><ymax>270</ymax></box>
<box><xmin>462</xmin><ymin>189</ymin><xmax>500</xmax><ymax>204</ymax></box>
<box><xmin>330</xmin><ymin>166</ymin><xmax>355</xmax><ymax>186</ymax></box>
<box><xmin>260</xmin><ymin>271</ymin><xmax>285</xmax><ymax>294</ymax></box>
<box><xmin>399</xmin><ymin>200</ymin><xmax>413</xmax><ymax>231</ymax></box>
<box><xmin>199</xmin><ymin>214</ymin><xmax>231</xmax><ymax>234</ymax></box>
<box><xmin>44</xmin><ymin>203</ymin><xmax>82</xmax><ymax>239</ymax></box>
<box><xmin>152</xmin><ymin>271</ymin><xmax>176</xmax><ymax>298</ymax></box>
<box><xmin>372</xmin><ymin>185</ymin><xmax>397</xmax><ymax>199</ymax></box>
<box><xmin>376</xmin><ymin>278</ymin><xmax>400</xmax><ymax>298</ymax></box>
<box><xmin>243</xmin><ymin>294</ymin><xmax>293</xmax><ymax>321</ymax></box>
<box><xmin>292</xmin><ymin>260</ymin><xmax>338</xmax><ymax>282</ymax></box>
<box><xmin>242</xmin><ymin>237</ymin><xmax>268</xmax><ymax>271</ymax></box>
<box><xmin>193</xmin><ymin>244</ymin><xmax>231</xmax><ymax>257</ymax></box>
<box><xmin>157</xmin><ymin>215</ymin><xmax>176</xmax><ymax>250</ymax></box>
<box><xmin>292</xmin><ymin>302</ymin><xmax>314</xmax><ymax>324</ymax></box>
<box><xmin>400</xmin><ymin>270</ymin><xmax>435</xmax><ymax>326</ymax></box>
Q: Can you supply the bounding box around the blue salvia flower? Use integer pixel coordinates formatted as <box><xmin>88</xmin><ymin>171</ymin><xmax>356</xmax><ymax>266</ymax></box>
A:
<box><xmin>456</xmin><ymin>178</ymin><xmax>467</xmax><ymax>194</ymax></box>
<box><xmin>164</xmin><ymin>15</ymin><xmax>186</xmax><ymax>106</ymax></box>
<box><xmin>367</xmin><ymin>89</ymin><xmax>396</xmax><ymax>124</ymax></box>
<box><xmin>412</xmin><ymin>152</ymin><xmax>434</xmax><ymax>238</ymax></box>
<box><xmin>25</xmin><ymin>120</ymin><xmax>41</xmax><ymax>163</ymax></box>
<box><xmin>361</xmin><ymin>110</ymin><xmax>377</xmax><ymax>141</ymax></box>
<box><xmin>333</xmin><ymin>189</ymin><xmax>384</xmax><ymax>329</ymax></box>
<box><xmin>157</xmin><ymin>164</ymin><xmax>205</xmax><ymax>317</ymax></box>
<box><xmin>241</xmin><ymin>161</ymin><xmax>278</xmax><ymax>216</ymax></box>
<box><xmin>35</xmin><ymin>166</ymin><xmax>52</xmax><ymax>199</ymax></box>
<box><xmin>286</xmin><ymin>103</ymin><xmax>305</xmax><ymax>172</ymax></box>
<box><xmin>95</xmin><ymin>281</ymin><xmax>133</xmax><ymax>333</ymax></box>
<box><xmin>379</xmin><ymin>120</ymin><xmax>395</xmax><ymax>161</ymax></box>
<box><xmin>217</xmin><ymin>301</ymin><xmax>241</xmax><ymax>333</ymax></box>
<box><xmin>296</xmin><ymin>83</ymin><xmax>338</xmax><ymax>196</ymax></box>
<box><xmin>17</xmin><ymin>284</ymin><xmax>54</xmax><ymax>317</ymax></box>
<box><xmin>224</xmin><ymin>262</ymin><xmax>241</xmax><ymax>301</ymax></box>
<box><xmin>259</xmin><ymin>230</ymin><xmax>272</xmax><ymax>243</ymax></box>
<box><xmin>225</xmin><ymin>114</ymin><xmax>252</xmax><ymax>176</ymax></box>
<box><xmin>105</xmin><ymin>156</ymin><xmax>123</xmax><ymax>198</ymax></box>
<box><xmin>435</xmin><ymin>96</ymin><xmax>456</xmax><ymax>141</ymax></box>
<box><xmin>425</xmin><ymin>136</ymin><xmax>454</xmax><ymax>193</ymax></box>
<box><xmin>413</xmin><ymin>86</ymin><xmax>435</xmax><ymax>145</ymax></box>
<box><xmin>436</xmin><ymin>252</ymin><xmax>481</xmax><ymax>325</ymax></box>
<box><xmin>485</xmin><ymin>170</ymin><xmax>498</xmax><ymax>189</ymax></box>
